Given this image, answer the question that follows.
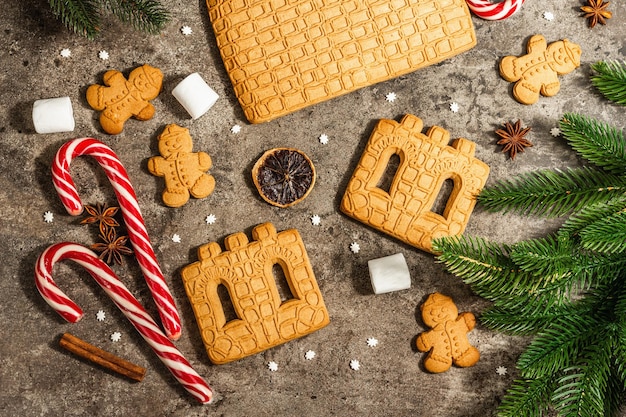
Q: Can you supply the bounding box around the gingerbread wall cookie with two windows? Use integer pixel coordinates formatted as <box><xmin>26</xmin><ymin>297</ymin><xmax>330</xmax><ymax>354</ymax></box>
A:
<box><xmin>340</xmin><ymin>114</ymin><xmax>489</xmax><ymax>254</ymax></box>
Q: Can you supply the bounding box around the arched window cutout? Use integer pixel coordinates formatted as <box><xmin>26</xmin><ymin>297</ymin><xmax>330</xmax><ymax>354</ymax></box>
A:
<box><xmin>431</xmin><ymin>178</ymin><xmax>455</xmax><ymax>218</ymax></box>
<box><xmin>217</xmin><ymin>283</ymin><xmax>238</xmax><ymax>325</ymax></box>
<box><xmin>272</xmin><ymin>263</ymin><xmax>296</xmax><ymax>304</ymax></box>
<box><xmin>376</xmin><ymin>152</ymin><xmax>401</xmax><ymax>195</ymax></box>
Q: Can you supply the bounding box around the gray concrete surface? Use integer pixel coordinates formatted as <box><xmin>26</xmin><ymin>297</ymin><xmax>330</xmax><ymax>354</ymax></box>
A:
<box><xmin>1</xmin><ymin>0</ymin><xmax>625</xmax><ymax>416</ymax></box>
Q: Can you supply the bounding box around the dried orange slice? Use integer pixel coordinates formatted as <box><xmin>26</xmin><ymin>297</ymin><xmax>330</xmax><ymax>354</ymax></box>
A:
<box><xmin>252</xmin><ymin>148</ymin><xmax>316</xmax><ymax>208</ymax></box>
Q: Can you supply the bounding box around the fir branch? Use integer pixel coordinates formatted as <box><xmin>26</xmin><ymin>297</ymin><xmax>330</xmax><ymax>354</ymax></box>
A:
<box><xmin>496</xmin><ymin>375</ymin><xmax>556</xmax><ymax>417</ymax></box>
<box><xmin>478</xmin><ymin>167</ymin><xmax>626</xmax><ymax>217</ymax></box>
<box><xmin>560</xmin><ymin>113</ymin><xmax>626</xmax><ymax>175</ymax></box>
<box><xmin>559</xmin><ymin>197</ymin><xmax>626</xmax><ymax>238</ymax></box>
<box><xmin>591</xmin><ymin>61</ymin><xmax>626</xmax><ymax>106</ymax></box>
<box><xmin>614</xmin><ymin>283</ymin><xmax>626</xmax><ymax>385</ymax></box>
<box><xmin>516</xmin><ymin>314</ymin><xmax>598</xmax><ymax>379</ymax></box>
<box><xmin>550</xmin><ymin>370</ymin><xmax>597</xmax><ymax>417</ymax></box>
<box><xmin>510</xmin><ymin>234</ymin><xmax>626</xmax><ymax>291</ymax></box>
<box><xmin>615</xmin><ymin>334</ymin><xmax>626</xmax><ymax>394</ymax></box>
<box><xmin>433</xmin><ymin>236</ymin><xmax>537</xmax><ymax>300</ymax></box>
<box><xmin>551</xmin><ymin>337</ymin><xmax>614</xmax><ymax>417</ymax></box>
<box><xmin>572</xmin><ymin>252</ymin><xmax>626</xmax><ymax>288</ymax></box>
<box><xmin>480</xmin><ymin>301</ymin><xmax>577</xmax><ymax>335</ymax></box>
<box><xmin>604</xmin><ymin>365</ymin><xmax>626</xmax><ymax>417</ymax></box>
<box><xmin>510</xmin><ymin>235</ymin><xmax>575</xmax><ymax>282</ymax></box>
<box><xmin>49</xmin><ymin>0</ymin><xmax>101</xmax><ymax>39</ymax></box>
<box><xmin>579</xmin><ymin>209</ymin><xmax>626</xmax><ymax>253</ymax></box>
<box><xmin>105</xmin><ymin>0</ymin><xmax>169</xmax><ymax>34</ymax></box>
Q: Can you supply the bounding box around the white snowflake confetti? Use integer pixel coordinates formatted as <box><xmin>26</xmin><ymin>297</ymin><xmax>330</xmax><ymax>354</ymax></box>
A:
<box><xmin>385</xmin><ymin>92</ymin><xmax>397</xmax><ymax>102</ymax></box>
<box><xmin>267</xmin><ymin>361</ymin><xmax>278</xmax><ymax>372</ymax></box>
<box><xmin>231</xmin><ymin>124</ymin><xmax>242</xmax><ymax>134</ymax></box>
<box><xmin>96</xmin><ymin>310</ymin><xmax>106</xmax><ymax>322</ymax></box>
<box><xmin>318</xmin><ymin>133</ymin><xmax>329</xmax><ymax>145</ymax></box>
<box><xmin>305</xmin><ymin>350</ymin><xmax>316</xmax><ymax>360</ymax></box>
<box><xmin>496</xmin><ymin>366</ymin><xmax>508</xmax><ymax>376</ymax></box>
<box><xmin>98</xmin><ymin>50</ymin><xmax>109</xmax><ymax>60</ymax></box>
<box><xmin>180</xmin><ymin>25</ymin><xmax>193</xmax><ymax>36</ymax></box>
<box><xmin>60</xmin><ymin>48</ymin><xmax>71</xmax><ymax>58</ymax></box>
<box><xmin>110</xmin><ymin>331</ymin><xmax>122</xmax><ymax>342</ymax></box>
<box><xmin>43</xmin><ymin>211</ymin><xmax>54</xmax><ymax>223</ymax></box>
<box><xmin>550</xmin><ymin>127</ymin><xmax>561</xmax><ymax>137</ymax></box>
<box><xmin>205</xmin><ymin>214</ymin><xmax>217</xmax><ymax>225</ymax></box>
<box><xmin>366</xmin><ymin>337</ymin><xmax>379</xmax><ymax>348</ymax></box>
<box><xmin>310</xmin><ymin>215</ymin><xmax>321</xmax><ymax>226</ymax></box>
<box><xmin>349</xmin><ymin>242</ymin><xmax>360</xmax><ymax>254</ymax></box>
<box><xmin>543</xmin><ymin>11</ymin><xmax>554</xmax><ymax>21</ymax></box>
<box><xmin>350</xmin><ymin>359</ymin><xmax>361</xmax><ymax>371</ymax></box>
<box><xmin>449</xmin><ymin>102</ymin><xmax>460</xmax><ymax>113</ymax></box>
<box><xmin>172</xmin><ymin>234</ymin><xmax>181</xmax><ymax>243</ymax></box>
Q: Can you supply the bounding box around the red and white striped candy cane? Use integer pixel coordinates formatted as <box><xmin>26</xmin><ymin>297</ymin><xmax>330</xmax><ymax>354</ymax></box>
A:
<box><xmin>465</xmin><ymin>0</ymin><xmax>525</xmax><ymax>20</ymax></box>
<box><xmin>52</xmin><ymin>138</ymin><xmax>181</xmax><ymax>341</ymax></box>
<box><xmin>35</xmin><ymin>242</ymin><xmax>213</xmax><ymax>404</ymax></box>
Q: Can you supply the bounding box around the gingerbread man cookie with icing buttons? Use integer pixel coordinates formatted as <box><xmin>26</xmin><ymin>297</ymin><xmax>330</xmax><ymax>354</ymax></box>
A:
<box><xmin>86</xmin><ymin>64</ymin><xmax>163</xmax><ymax>134</ymax></box>
<box><xmin>416</xmin><ymin>292</ymin><xmax>480</xmax><ymax>373</ymax></box>
<box><xmin>148</xmin><ymin>124</ymin><xmax>215</xmax><ymax>208</ymax></box>
<box><xmin>499</xmin><ymin>35</ymin><xmax>581</xmax><ymax>105</ymax></box>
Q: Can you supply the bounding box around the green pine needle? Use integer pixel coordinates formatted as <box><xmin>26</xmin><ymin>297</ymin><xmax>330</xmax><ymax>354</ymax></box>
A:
<box><xmin>511</xmin><ymin>235</ymin><xmax>626</xmax><ymax>289</ymax></box>
<box><xmin>559</xmin><ymin>197</ymin><xmax>626</xmax><ymax>238</ymax></box>
<box><xmin>604</xmin><ymin>365</ymin><xmax>626</xmax><ymax>417</ymax></box>
<box><xmin>480</xmin><ymin>302</ymin><xmax>576</xmax><ymax>335</ymax></box>
<box><xmin>104</xmin><ymin>0</ymin><xmax>169</xmax><ymax>34</ymax></box>
<box><xmin>49</xmin><ymin>0</ymin><xmax>101</xmax><ymax>39</ymax></box>
<box><xmin>591</xmin><ymin>61</ymin><xmax>626</xmax><ymax>106</ymax></box>
<box><xmin>478</xmin><ymin>166</ymin><xmax>626</xmax><ymax>217</ymax></box>
<box><xmin>579</xmin><ymin>210</ymin><xmax>626</xmax><ymax>253</ymax></box>
<box><xmin>509</xmin><ymin>235</ymin><xmax>575</xmax><ymax>280</ymax></box>
<box><xmin>49</xmin><ymin>0</ymin><xmax>168</xmax><ymax>38</ymax></box>
<box><xmin>432</xmin><ymin>235</ymin><xmax>537</xmax><ymax>300</ymax></box>
<box><xmin>551</xmin><ymin>338</ymin><xmax>614</xmax><ymax>417</ymax></box>
<box><xmin>516</xmin><ymin>314</ymin><xmax>598</xmax><ymax>379</ymax></box>
<box><xmin>497</xmin><ymin>376</ymin><xmax>556</xmax><ymax>417</ymax></box>
<box><xmin>560</xmin><ymin>113</ymin><xmax>626</xmax><ymax>175</ymax></box>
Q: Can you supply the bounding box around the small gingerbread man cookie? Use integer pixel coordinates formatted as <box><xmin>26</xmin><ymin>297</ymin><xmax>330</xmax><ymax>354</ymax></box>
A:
<box><xmin>148</xmin><ymin>124</ymin><xmax>215</xmax><ymax>207</ymax></box>
<box><xmin>416</xmin><ymin>292</ymin><xmax>480</xmax><ymax>373</ymax></box>
<box><xmin>86</xmin><ymin>64</ymin><xmax>163</xmax><ymax>134</ymax></box>
<box><xmin>499</xmin><ymin>35</ymin><xmax>581</xmax><ymax>105</ymax></box>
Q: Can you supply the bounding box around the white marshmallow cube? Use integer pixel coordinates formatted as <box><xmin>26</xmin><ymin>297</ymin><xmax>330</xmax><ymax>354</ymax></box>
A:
<box><xmin>368</xmin><ymin>253</ymin><xmax>411</xmax><ymax>294</ymax></box>
<box><xmin>172</xmin><ymin>73</ymin><xmax>219</xmax><ymax>120</ymax></box>
<box><xmin>32</xmin><ymin>97</ymin><xmax>75</xmax><ymax>134</ymax></box>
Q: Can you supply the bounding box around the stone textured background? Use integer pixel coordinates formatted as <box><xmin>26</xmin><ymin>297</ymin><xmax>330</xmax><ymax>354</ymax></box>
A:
<box><xmin>1</xmin><ymin>0</ymin><xmax>624</xmax><ymax>416</ymax></box>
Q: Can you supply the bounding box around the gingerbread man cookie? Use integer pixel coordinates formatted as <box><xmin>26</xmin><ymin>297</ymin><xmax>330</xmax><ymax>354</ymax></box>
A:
<box><xmin>499</xmin><ymin>35</ymin><xmax>581</xmax><ymax>105</ymax></box>
<box><xmin>416</xmin><ymin>293</ymin><xmax>480</xmax><ymax>373</ymax></box>
<box><xmin>148</xmin><ymin>124</ymin><xmax>215</xmax><ymax>208</ymax></box>
<box><xmin>86</xmin><ymin>64</ymin><xmax>163</xmax><ymax>134</ymax></box>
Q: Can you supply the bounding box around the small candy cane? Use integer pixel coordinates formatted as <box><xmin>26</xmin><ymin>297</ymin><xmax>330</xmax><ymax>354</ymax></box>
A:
<box><xmin>52</xmin><ymin>138</ymin><xmax>181</xmax><ymax>340</ymax></box>
<box><xmin>35</xmin><ymin>242</ymin><xmax>213</xmax><ymax>404</ymax></box>
<box><xmin>465</xmin><ymin>0</ymin><xmax>525</xmax><ymax>20</ymax></box>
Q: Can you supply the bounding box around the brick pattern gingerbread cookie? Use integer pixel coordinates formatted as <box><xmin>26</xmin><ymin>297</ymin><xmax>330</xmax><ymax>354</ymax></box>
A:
<box><xmin>181</xmin><ymin>223</ymin><xmax>330</xmax><ymax>364</ymax></box>
<box><xmin>148</xmin><ymin>124</ymin><xmax>215</xmax><ymax>208</ymax></box>
<box><xmin>499</xmin><ymin>35</ymin><xmax>582</xmax><ymax>105</ymax></box>
<box><xmin>340</xmin><ymin>114</ymin><xmax>489</xmax><ymax>254</ymax></box>
<box><xmin>207</xmin><ymin>0</ymin><xmax>476</xmax><ymax>123</ymax></box>
<box><xmin>416</xmin><ymin>292</ymin><xmax>480</xmax><ymax>373</ymax></box>
<box><xmin>86</xmin><ymin>64</ymin><xmax>163</xmax><ymax>134</ymax></box>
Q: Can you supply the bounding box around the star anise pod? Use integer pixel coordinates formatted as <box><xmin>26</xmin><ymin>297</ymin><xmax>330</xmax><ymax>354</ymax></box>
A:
<box><xmin>90</xmin><ymin>224</ymin><xmax>133</xmax><ymax>265</ymax></box>
<box><xmin>495</xmin><ymin>120</ymin><xmax>532</xmax><ymax>160</ymax></box>
<box><xmin>581</xmin><ymin>0</ymin><xmax>612</xmax><ymax>28</ymax></box>
<box><xmin>80</xmin><ymin>202</ymin><xmax>120</xmax><ymax>228</ymax></box>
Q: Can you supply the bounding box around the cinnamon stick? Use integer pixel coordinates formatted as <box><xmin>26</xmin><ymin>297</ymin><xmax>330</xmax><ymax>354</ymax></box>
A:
<box><xmin>59</xmin><ymin>333</ymin><xmax>146</xmax><ymax>382</ymax></box>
